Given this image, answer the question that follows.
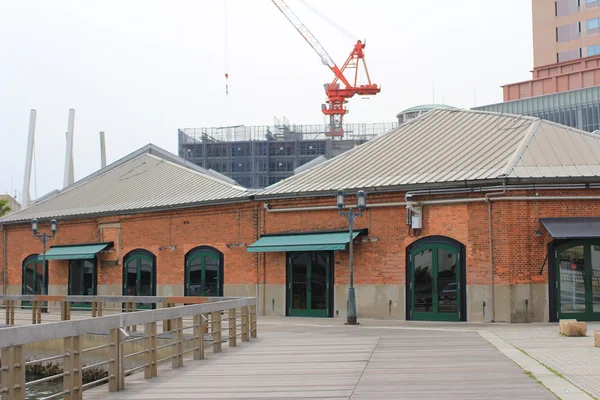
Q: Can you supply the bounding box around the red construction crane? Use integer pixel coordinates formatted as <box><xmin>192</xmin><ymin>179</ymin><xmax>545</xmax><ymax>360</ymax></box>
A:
<box><xmin>272</xmin><ymin>0</ymin><xmax>380</xmax><ymax>137</ymax></box>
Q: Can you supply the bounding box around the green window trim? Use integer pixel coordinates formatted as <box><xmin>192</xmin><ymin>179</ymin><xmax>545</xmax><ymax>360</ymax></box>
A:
<box><xmin>555</xmin><ymin>240</ymin><xmax>600</xmax><ymax>321</ymax></box>
<box><xmin>123</xmin><ymin>250</ymin><xmax>156</xmax><ymax>309</ymax></box>
<box><xmin>185</xmin><ymin>247</ymin><xmax>223</xmax><ymax>297</ymax></box>
<box><xmin>409</xmin><ymin>242</ymin><xmax>462</xmax><ymax>322</ymax></box>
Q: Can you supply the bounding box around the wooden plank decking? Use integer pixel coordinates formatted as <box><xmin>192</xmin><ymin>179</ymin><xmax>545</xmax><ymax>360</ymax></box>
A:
<box><xmin>86</xmin><ymin>321</ymin><xmax>555</xmax><ymax>400</ymax></box>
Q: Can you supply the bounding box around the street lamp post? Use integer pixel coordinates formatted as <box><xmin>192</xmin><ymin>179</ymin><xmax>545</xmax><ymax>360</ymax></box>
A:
<box><xmin>31</xmin><ymin>218</ymin><xmax>58</xmax><ymax>295</ymax></box>
<box><xmin>336</xmin><ymin>189</ymin><xmax>367</xmax><ymax>325</ymax></box>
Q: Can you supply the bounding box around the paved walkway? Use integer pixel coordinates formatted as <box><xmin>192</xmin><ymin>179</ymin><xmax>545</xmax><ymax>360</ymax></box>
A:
<box><xmin>87</xmin><ymin>318</ymin><xmax>564</xmax><ymax>400</ymax></box>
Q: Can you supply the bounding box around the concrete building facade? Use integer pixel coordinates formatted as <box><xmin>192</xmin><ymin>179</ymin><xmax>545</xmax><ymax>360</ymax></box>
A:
<box><xmin>533</xmin><ymin>0</ymin><xmax>600</xmax><ymax>67</ymax></box>
<box><xmin>3</xmin><ymin>110</ymin><xmax>600</xmax><ymax>323</ymax></box>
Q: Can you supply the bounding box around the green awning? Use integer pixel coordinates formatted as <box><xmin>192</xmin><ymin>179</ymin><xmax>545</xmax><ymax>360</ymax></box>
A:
<box><xmin>38</xmin><ymin>243</ymin><xmax>111</xmax><ymax>260</ymax></box>
<box><xmin>247</xmin><ymin>232</ymin><xmax>360</xmax><ymax>253</ymax></box>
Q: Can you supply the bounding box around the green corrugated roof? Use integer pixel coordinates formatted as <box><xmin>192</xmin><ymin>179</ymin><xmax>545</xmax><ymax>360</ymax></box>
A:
<box><xmin>38</xmin><ymin>243</ymin><xmax>111</xmax><ymax>260</ymax></box>
<box><xmin>247</xmin><ymin>232</ymin><xmax>360</xmax><ymax>253</ymax></box>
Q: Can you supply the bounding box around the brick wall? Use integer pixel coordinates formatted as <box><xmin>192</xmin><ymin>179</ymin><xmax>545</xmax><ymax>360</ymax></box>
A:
<box><xmin>3</xmin><ymin>189</ymin><xmax>600</xmax><ymax>295</ymax></box>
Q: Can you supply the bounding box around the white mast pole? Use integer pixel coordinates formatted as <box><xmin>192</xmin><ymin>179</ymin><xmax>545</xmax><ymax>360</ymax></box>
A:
<box><xmin>22</xmin><ymin>110</ymin><xmax>36</xmax><ymax>208</ymax></box>
<box><xmin>99</xmin><ymin>131</ymin><xmax>107</xmax><ymax>168</ymax></box>
<box><xmin>63</xmin><ymin>109</ymin><xmax>75</xmax><ymax>188</ymax></box>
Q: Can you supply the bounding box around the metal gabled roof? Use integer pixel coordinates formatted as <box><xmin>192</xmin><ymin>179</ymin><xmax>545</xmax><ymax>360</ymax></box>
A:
<box><xmin>258</xmin><ymin>108</ymin><xmax>600</xmax><ymax>198</ymax></box>
<box><xmin>0</xmin><ymin>144</ymin><xmax>249</xmax><ymax>224</ymax></box>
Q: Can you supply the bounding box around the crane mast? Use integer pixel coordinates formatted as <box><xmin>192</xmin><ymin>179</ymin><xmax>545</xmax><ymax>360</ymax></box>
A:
<box><xmin>272</xmin><ymin>0</ymin><xmax>380</xmax><ymax>137</ymax></box>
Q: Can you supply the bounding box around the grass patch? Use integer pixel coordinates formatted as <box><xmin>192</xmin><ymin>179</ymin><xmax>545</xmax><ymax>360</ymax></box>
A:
<box><xmin>516</xmin><ymin>346</ymin><xmax>599</xmax><ymax>400</ymax></box>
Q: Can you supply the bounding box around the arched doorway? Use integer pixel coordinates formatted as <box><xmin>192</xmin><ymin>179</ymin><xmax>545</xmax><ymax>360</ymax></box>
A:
<box><xmin>184</xmin><ymin>246</ymin><xmax>223</xmax><ymax>297</ymax></box>
<box><xmin>406</xmin><ymin>236</ymin><xmax>466</xmax><ymax>322</ymax></box>
<box><xmin>22</xmin><ymin>254</ymin><xmax>48</xmax><ymax>297</ymax></box>
<box><xmin>123</xmin><ymin>250</ymin><xmax>156</xmax><ymax>308</ymax></box>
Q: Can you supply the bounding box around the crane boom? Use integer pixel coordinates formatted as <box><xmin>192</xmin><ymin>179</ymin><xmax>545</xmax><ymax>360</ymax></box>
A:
<box><xmin>272</xmin><ymin>0</ymin><xmax>380</xmax><ymax>137</ymax></box>
<box><xmin>271</xmin><ymin>0</ymin><xmax>335</xmax><ymax>68</ymax></box>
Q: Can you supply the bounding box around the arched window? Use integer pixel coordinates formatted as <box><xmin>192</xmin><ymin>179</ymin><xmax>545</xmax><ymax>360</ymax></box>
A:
<box><xmin>185</xmin><ymin>246</ymin><xmax>223</xmax><ymax>297</ymax></box>
<box><xmin>22</xmin><ymin>254</ymin><xmax>47</xmax><ymax>296</ymax></box>
<box><xmin>123</xmin><ymin>250</ymin><xmax>156</xmax><ymax>303</ymax></box>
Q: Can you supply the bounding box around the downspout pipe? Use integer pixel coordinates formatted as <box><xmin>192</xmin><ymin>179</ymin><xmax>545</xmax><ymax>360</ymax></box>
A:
<box><xmin>2</xmin><ymin>224</ymin><xmax>6</xmax><ymax>296</ymax></box>
<box><xmin>483</xmin><ymin>184</ymin><xmax>507</xmax><ymax>323</ymax></box>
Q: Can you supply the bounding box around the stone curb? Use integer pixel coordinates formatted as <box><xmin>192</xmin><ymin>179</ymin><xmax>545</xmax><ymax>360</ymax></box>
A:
<box><xmin>478</xmin><ymin>330</ymin><xmax>592</xmax><ymax>400</ymax></box>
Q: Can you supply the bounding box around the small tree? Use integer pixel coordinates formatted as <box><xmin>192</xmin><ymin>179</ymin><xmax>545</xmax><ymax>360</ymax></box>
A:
<box><xmin>0</xmin><ymin>199</ymin><xmax>11</xmax><ymax>217</ymax></box>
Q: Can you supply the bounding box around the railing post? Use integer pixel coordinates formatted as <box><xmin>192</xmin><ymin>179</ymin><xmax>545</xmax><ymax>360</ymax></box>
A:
<box><xmin>31</xmin><ymin>300</ymin><xmax>38</xmax><ymax>324</ymax></box>
<box><xmin>241</xmin><ymin>306</ymin><xmax>249</xmax><ymax>342</ymax></box>
<box><xmin>63</xmin><ymin>335</ymin><xmax>83</xmax><ymax>400</ymax></box>
<box><xmin>202</xmin><ymin>313</ymin><xmax>209</xmax><ymax>335</ymax></box>
<box><xmin>37</xmin><ymin>300</ymin><xmax>42</xmax><ymax>324</ymax></box>
<box><xmin>162</xmin><ymin>300</ymin><xmax>171</xmax><ymax>333</ymax></box>
<box><xmin>211</xmin><ymin>311</ymin><xmax>222</xmax><ymax>353</ymax></box>
<box><xmin>0</xmin><ymin>347</ymin><xmax>10</xmax><ymax>399</ymax></box>
<box><xmin>108</xmin><ymin>328</ymin><xmax>123</xmax><ymax>392</ymax></box>
<box><xmin>250</xmin><ymin>304</ymin><xmax>257</xmax><ymax>339</ymax></box>
<box><xmin>92</xmin><ymin>300</ymin><xmax>97</xmax><ymax>317</ymax></box>
<box><xmin>61</xmin><ymin>300</ymin><xmax>71</xmax><ymax>321</ymax></box>
<box><xmin>131</xmin><ymin>302</ymin><xmax>137</xmax><ymax>332</ymax></box>
<box><xmin>5</xmin><ymin>299</ymin><xmax>14</xmax><ymax>325</ymax></box>
<box><xmin>193</xmin><ymin>314</ymin><xmax>204</xmax><ymax>360</ymax></box>
<box><xmin>144</xmin><ymin>322</ymin><xmax>157</xmax><ymax>379</ymax></box>
<box><xmin>172</xmin><ymin>317</ymin><xmax>183</xmax><ymax>368</ymax></box>
<box><xmin>98</xmin><ymin>300</ymin><xmax>103</xmax><ymax>316</ymax></box>
<box><xmin>1</xmin><ymin>345</ymin><xmax>26</xmax><ymax>400</ymax></box>
<box><xmin>229</xmin><ymin>308</ymin><xmax>237</xmax><ymax>347</ymax></box>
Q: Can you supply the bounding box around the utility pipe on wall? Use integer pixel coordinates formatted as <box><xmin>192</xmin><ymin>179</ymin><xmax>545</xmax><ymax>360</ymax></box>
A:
<box><xmin>2</xmin><ymin>224</ymin><xmax>6</xmax><ymax>296</ymax></box>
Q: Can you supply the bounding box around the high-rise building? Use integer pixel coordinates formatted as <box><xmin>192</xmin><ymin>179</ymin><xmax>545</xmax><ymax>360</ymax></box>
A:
<box><xmin>533</xmin><ymin>0</ymin><xmax>600</xmax><ymax>67</ymax></box>
<box><xmin>473</xmin><ymin>0</ymin><xmax>600</xmax><ymax>132</ymax></box>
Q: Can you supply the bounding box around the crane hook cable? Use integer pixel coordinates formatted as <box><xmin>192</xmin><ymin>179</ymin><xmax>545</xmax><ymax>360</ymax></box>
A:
<box><xmin>224</xmin><ymin>0</ymin><xmax>229</xmax><ymax>96</ymax></box>
<box><xmin>297</xmin><ymin>0</ymin><xmax>358</xmax><ymax>42</ymax></box>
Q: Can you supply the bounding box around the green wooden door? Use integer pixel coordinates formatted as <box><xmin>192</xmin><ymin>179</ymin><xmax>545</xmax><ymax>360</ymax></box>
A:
<box><xmin>410</xmin><ymin>243</ymin><xmax>461</xmax><ymax>322</ymax></box>
<box><xmin>68</xmin><ymin>260</ymin><xmax>96</xmax><ymax>309</ymax></box>
<box><xmin>556</xmin><ymin>241</ymin><xmax>600</xmax><ymax>321</ymax></box>
<box><xmin>287</xmin><ymin>252</ymin><xmax>331</xmax><ymax>317</ymax></box>
<box><xmin>123</xmin><ymin>253</ymin><xmax>154</xmax><ymax>309</ymax></box>
<box><xmin>185</xmin><ymin>251</ymin><xmax>221</xmax><ymax>296</ymax></box>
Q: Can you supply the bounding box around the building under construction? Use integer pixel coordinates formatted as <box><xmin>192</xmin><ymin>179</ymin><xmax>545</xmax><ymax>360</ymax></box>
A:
<box><xmin>178</xmin><ymin>118</ymin><xmax>397</xmax><ymax>189</ymax></box>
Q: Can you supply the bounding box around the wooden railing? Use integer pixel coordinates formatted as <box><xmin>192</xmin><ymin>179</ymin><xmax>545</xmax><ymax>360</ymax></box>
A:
<box><xmin>0</xmin><ymin>295</ymin><xmax>258</xmax><ymax>400</ymax></box>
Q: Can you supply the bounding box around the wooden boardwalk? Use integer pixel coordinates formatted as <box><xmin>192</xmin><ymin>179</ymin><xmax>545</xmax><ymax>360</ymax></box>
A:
<box><xmin>86</xmin><ymin>320</ymin><xmax>555</xmax><ymax>400</ymax></box>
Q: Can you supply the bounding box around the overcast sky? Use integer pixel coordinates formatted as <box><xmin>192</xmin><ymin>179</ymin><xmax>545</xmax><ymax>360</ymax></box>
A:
<box><xmin>0</xmin><ymin>0</ymin><xmax>533</xmax><ymax>201</ymax></box>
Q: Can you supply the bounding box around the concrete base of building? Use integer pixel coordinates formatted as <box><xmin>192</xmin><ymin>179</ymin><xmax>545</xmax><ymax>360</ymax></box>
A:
<box><xmin>466</xmin><ymin>285</ymin><xmax>494</xmax><ymax>322</ymax></box>
<box><xmin>334</xmin><ymin>284</ymin><xmax>405</xmax><ymax>320</ymax></box>
<box><xmin>493</xmin><ymin>284</ymin><xmax>548</xmax><ymax>323</ymax></box>
<box><xmin>262</xmin><ymin>284</ymin><xmax>286</xmax><ymax>317</ymax></box>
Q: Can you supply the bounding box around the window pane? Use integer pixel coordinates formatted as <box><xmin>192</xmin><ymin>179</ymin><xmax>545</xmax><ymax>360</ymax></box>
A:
<box><xmin>83</xmin><ymin>260</ymin><xmax>95</xmax><ymax>296</ymax></box>
<box><xmin>559</xmin><ymin>246</ymin><xmax>586</xmax><ymax>313</ymax></box>
<box><xmin>592</xmin><ymin>245</ymin><xmax>600</xmax><ymax>313</ymax></box>
<box><xmin>291</xmin><ymin>253</ymin><xmax>309</xmax><ymax>310</ymax></box>
<box><xmin>139</xmin><ymin>264</ymin><xmax>153</xmax><ymax>296</ymax></box>
<box><xmin>24</xmin><ymin>264</ymin><xmax>35</xmax><ymax>295</ymax></box>
<box><xmin>188</xmin><ymin>263</ymin><xmax>203</xmax><ymax>296</ymax></box>
<box><xmin>310</xmin><ymin>254</ymin><xmax>328</xmax><ymax>311</ymax></box>
<box><xmin>70</xmin><ymin>260</ymin><xmax>83</xmax><ymax>295</ymax></box>
<box><xmin>126</xmin><ymin>259</ymin><xmax>137</xmax><ymax>296</ymax></box>
<box><xmin>204</xmin><ymin>258</ymin><xmax>220</xmax><ymax>296</ymax></box>
<box><xmin>588</xmin><ymin>18</ymin><xmax>599</xmax><ymax>30</ymax></box>
<box><xmin>437</xmin><ymin>249</ymin><xmax>458</xmax><ymax>314</ymax></box>
<box><xmin>414</xmin><ymin>249</ymin><xmax>433</xmax><ymax>313</ymax></box>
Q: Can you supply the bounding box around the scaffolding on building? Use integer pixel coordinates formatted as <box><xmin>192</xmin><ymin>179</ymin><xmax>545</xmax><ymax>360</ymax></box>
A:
<box><xmin>179</xmin><ymin>117</ymin><xmax>397</xmax><ymax>143</ymax></box>
<box><xmin>178</xmin><ymin>118</ymin><xmax>398</xmax><ymax>189</ymax></box>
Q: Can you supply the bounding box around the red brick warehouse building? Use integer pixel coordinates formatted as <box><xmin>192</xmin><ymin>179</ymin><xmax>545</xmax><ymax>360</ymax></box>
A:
<box><xmin>2</xmin><ymin>109</ymin><xmax>600</xmax><ymax>322</ymax></box>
